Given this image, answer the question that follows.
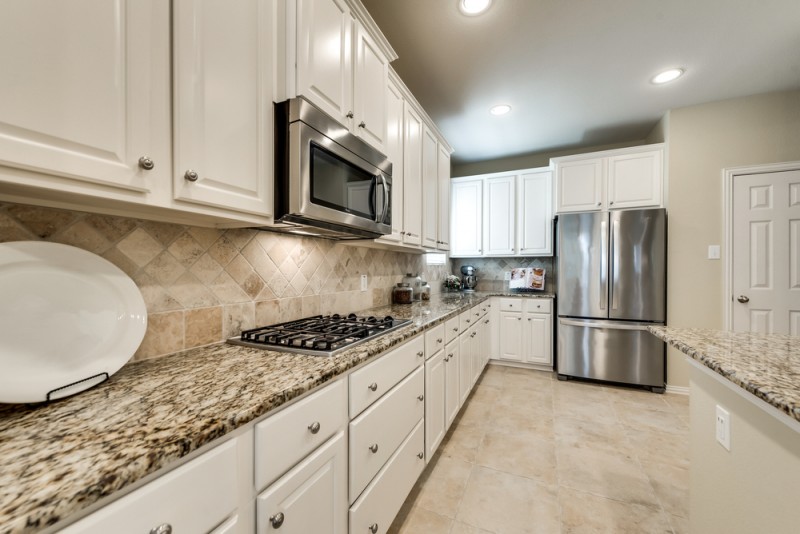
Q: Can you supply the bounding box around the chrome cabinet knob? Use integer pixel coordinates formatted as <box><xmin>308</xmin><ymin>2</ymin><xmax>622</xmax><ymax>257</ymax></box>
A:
<box><xmin>417</xmin><ymin>351</ymin><xmax>424</xmax><ymax>357</ymax></box>
<box><xmin>369</xmin><ymin>443</ymin><xmax>379</xmax><ymax>453</ymax></box>
<box><xmin>453</xmin><ymin>327</ymin><xmax>459</xmax><ymax>332</ymax></box>
<box><xmin>369</xmin><ymin>524</ymin><xmax>378</xmax><ymax>534</ymax></box>
<box><xmin>485</xmin><ymin>320</ymin><xmax>489</xmax><ymax>324</ymax></box>
<box><xmin>346</xmin><ymin>111</ymin><xmax>354</xmax><ymax>118</ymax></box>
<box><xmin>270</xmin><ymin>512</ymin><xmax>285</xmax><ymax>529</ymax></box>
<box><xmin>597</xmin><ymin>202</ymin><xmax>602</xmax><ymax>207</ymax></box>
<box><xmin>737</xmin><ymin>295</ymin><xmax>750</xmax><ymax>303</ymax></box>
<box><xmin>150</xmin><ymin>525</ymin><xmax>172</xmax><ymax>534</ymax></box>
<box><xmin>359</xmin><ymin>121</ymin><xmax>366</xmax><ymax>128</ymax></box>
<box><xmin>528</xmin><ymin>318</ymin><xmax>532</xmax><ymax>321</ymax></box>
<box><xmin>368</xmin><ymin>382</ymin><xmax>378</xmax><ymax>391</ymax></box>
<box><xmin>308</xmin><ymin>421</ymin><xmax>320</xmax><ymax>434</ymax></box>
<box><xmin>184</xmin><ymin>169</ymin><xmax>199</xmax><ymax>182</ymax></box>
<box><xmin>138</xmin><ymin>156</ymin><xmax>155</xmax><ymax>170</ymax></box>
<box><xmin>417</xmin><ymin>394</ymin><xmax>424</xmax><ymax>401</ymax></box>
<box><xmin>417</xmin><ymin>452</ymin><xmax>424</xmax><ymax>459</ymax></box>
<box><xmin>517</xmin><ymin>317</ymin><xmax>521</xmax><ymax>321</ymax></box>
<box><xmin>610</xmin><ymin>201</ymin><xmax>614</xmax><ymax>205</ymax></box>
<box><xmin>437</xmin><ymin>338</ymin><xmax>443</xmax><ymax>343</ymax></box>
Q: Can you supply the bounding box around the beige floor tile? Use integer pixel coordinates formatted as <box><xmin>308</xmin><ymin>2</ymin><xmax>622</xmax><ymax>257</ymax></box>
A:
<box><xmin>554</xmin><ymin>416</ymin><xmax>632</xmax><ymax>455</ymax></box>
<box><xmin>456</xmin><ymin>399</ymin><xmax>495</xmax><ymax>427</ymax></box>
<box><xmin>449</xmin><ymin>521</ymin><xmax>494</xmax><ymax>534</ymax></box>
<box><xmin>554</xmin><ymin>380</ymin><xmax>610</xmax><ymax>400</ymax></box>
<box><xmin>559</xmin><ymin>486</ymin><xmax>674</xmax><ymax>534</ymax></box>
<box><xmin>489</xmin><ymin>403</ymin><xmax>555</xmax><ymax>440</ymax></box>
<box><xmin>477</xmin><ymin>366</ymin><xmax>506</xmax><ymax>387</ymax></box>
<box><xmin>440</xmin><ymin>423</ymin><xmax>486</xmax><ymax>463</ymax></box>
<box><xmin>456</xmin><ymin>465</ymin><xmax>561</xmax><ymax>534</ymax></box>
<box><xmin>389</xmin><ymin>505</ymin><xmax>452</xmax><ymax>534</ymax></box>
<box><xmin>415</xmin><ymin>456</ymin><xmax>473</xmax><ymax>518</ymax></box>
<box><xmin>664</xmin><ymin>393</ymin><xmax>690</xmax><ymax>412</ymax></box>
<box><xmin>668</xmin><ymin>513</ymin><xmax>690</xmax><ymax>534</ymax></box>
<box><xmin>615</xmin><ymin>403</ymin><xmax>689</xmax><ymax>435</ymax></box>
<box><xmin>627</xmin><ymin>428</ymin><xmax>689</xmax><ymax>470</ymax></box>
<box><xmin>468</xmin><ymin>384</ymin><xmax>502</xmax><ymax>405</ymax></box>
<box><xmin>494</xmin><ymin>386</ymin><xmax>554</xmax><ymax>411</ymax></box>
<box><xmin>503</xmin><ymin>369</ymin><xmax>555</xmax><ymax>391</ymax></box>
<box><xmin>556</xmin><ymin>444</ymin><xmax>661</xmax><ymax>508</ymax></box>
<box><xmin>476</xmin><ymin>429</ymin><xmax>558</xmax><ymax>486</ymax></box>
<box><xmin>603</xmin><ymin>386</ymin><xmax>675</xmax><ymax>412</ymax></box>
<box><xmin>553</xmin><ymin>394</ymin><xmax>619</xmax><ymax>425</ymax></box>
<box><xmin>642</xmin><ymin>461</ymin><xmax>690</xmax><ymax>518</ymax></box>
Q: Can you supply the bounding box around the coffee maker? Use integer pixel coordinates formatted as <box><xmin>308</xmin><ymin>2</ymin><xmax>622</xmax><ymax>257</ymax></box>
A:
<box><xmin>460</xmin><ymin>265</ymin><xmax>477</xmax><ymax>292</ymax></box>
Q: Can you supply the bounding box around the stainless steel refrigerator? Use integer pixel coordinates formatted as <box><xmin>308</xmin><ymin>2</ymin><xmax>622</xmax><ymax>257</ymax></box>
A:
<box><xmin>556</xmin><ymin>208</ymin><xmax>666</xmax><ymax>392</ymax></box>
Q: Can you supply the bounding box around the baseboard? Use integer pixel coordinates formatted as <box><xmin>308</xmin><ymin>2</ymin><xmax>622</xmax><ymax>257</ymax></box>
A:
<box><xmin>665</xmin><ymin>384</ymin><xmax>690</xmax><ymax>396</ymax></box>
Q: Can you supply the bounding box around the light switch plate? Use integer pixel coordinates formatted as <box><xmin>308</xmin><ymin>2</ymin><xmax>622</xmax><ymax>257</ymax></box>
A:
<box><xmin>716</xmin><ymin>405</ymin><xmax>731</xmax><ymax>451</ymax></box>
<box><xmin>708</xmin><ymin>245</ymin><xmax>721</xmax><ymax>260</ymax></box>
<box><xmin>360</xmin><ymin>274</ymin><xmax>368</xmax><ymax>292</ymax></box>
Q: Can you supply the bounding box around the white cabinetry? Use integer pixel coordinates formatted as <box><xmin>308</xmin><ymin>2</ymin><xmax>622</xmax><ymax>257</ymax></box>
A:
<box><xmin>173</xmin><ymin>0</ymin><xmax>274</xmax><ymax>216</ymax></box>
<box><xmin>421</xmin><ymin>125</ymin><xmax>439</xmax><ymax>249</ymax></box>
<box><xmin>450</xmin><ymin>178</ymin><xmax>483</xmax><ymax>256</ymax></box>
<box><xmin>402</xmin><ymin>104</ymin><xmax>423</xmax><ymax>246</ymax></box>
<box><xmin>553</xmin><ymin>144</ymin><xmax>664</xmax><ymax>214</ymax></box>
<box><xmin>425</xmin><ymin>350</ymin><xmax>446</xmax><ymax>461</ymax></box>
<box><xmin>444</xmin><ymin>338</ymin><xmax>461</xmax><ymax>428</ymax></box>
<box><xmin>495</xmin><ymin>298</ymin><xmax>553</xmax><ymax>369</ymax></box>
<box><xmin>437</xmin><ymin>146</ymin><xmax>451</xmax><ymax>251</ymax></box>
<box><xmin>0</xmin><ymin>1</ymin><xmax>171</xmax><ymax>205</ymax></box>
<box><xmin>353</xmin><ymin>23</ymin><xmax>388</xmax><ymax>151</ymax></box>
<box><xmin>379</xmin><ymin>76</ymin><xmax>405</xmax><ymax>243</ymax></box>
<box><xmin>451</xmin><ymin>168</ymin><xmax>552</xmax><ymax>258</ymax></box>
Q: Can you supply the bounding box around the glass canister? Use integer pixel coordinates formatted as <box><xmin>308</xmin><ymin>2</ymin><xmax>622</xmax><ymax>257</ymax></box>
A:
<box><xmin>402</xmin><ymin>273</ymin><xmax>423</xmax><ymax>300</ymax></box>
<box><xmin>392</xmin><ymin>283</ymin><xmax>413</xmax><ymax>304</ymax></box>
<box><xmin>419</xmin><ymin>280</ymin><xmax>431</xmax><ymax>301</ymax></box>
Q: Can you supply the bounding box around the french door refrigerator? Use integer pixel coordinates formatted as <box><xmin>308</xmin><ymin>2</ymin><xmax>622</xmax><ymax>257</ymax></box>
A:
<box><xmin>556</xmin><ymin>208</ymin><xmax>666</xmax><ymax>392</ymax></box>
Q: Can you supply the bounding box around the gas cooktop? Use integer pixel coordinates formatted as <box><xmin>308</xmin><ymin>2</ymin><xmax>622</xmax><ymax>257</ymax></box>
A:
<box><xmin>228</xmin><ymin>313</ymin><xmax>411</xmax><ymax>356</ymax></box>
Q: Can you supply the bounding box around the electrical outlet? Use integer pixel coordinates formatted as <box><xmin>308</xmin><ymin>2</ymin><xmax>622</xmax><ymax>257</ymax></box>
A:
<box><xmin>504</xmin><ymin>271</ymin><xmax>511</xmax><ymax>281</ymax></box>
<box><xmin>708</xmin><ymin>245</ymin><xmax>721</xmax><ymax>260</ymax></box>
<box><xmin>716</xmin><ymin>405</ymin><xmax>731</xmax><ymax>451</ymax></box>
<box><xmin>360</xmin><ymin>274</ymin><xmax>368</xmax><ymax>292</ymax></box>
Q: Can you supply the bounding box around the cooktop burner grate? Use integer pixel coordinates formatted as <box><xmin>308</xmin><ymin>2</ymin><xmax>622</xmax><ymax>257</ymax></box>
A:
<box><xmin>228</xmin><ymin>313</ymin><xmax>411</xmax><ymax>356</ymax></box>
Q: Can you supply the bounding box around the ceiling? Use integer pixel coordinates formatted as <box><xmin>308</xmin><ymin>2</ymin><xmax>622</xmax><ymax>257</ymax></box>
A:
<box><xmin>360</xmin><ymin>0</ymin><xmax>800</xmax><ymax>164</ymax></box>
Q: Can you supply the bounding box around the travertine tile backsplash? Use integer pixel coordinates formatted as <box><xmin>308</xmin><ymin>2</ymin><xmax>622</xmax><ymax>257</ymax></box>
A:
<box><xmin>0</xmin><ymin>203</ymin><xmax>448</xmax><ymax>360</ymax></box>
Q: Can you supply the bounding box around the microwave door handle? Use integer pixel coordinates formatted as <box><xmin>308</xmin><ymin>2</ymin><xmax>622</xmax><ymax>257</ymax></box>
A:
<box><xmin>380</xmin><ymin>175</ymin><xmax>389</xmax><ymax>223</ymax></box>
<box><xmin>368</xmin><ymin>176</ymin><xmax>376</xmax><ymax>220</ymax></box>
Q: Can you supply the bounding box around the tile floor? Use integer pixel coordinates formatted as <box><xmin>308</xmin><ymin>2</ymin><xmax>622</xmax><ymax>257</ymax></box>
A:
<box><xmin>388</xmin><ymin>364</ymin><xmax>690</xmax><ymax>534</ymax></box>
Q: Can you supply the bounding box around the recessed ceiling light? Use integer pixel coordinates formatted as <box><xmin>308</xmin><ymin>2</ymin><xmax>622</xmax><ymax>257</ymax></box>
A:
<box><xmin>490</xmin><ymin>104</ymin><xmax>511</xmax><ymax>116</ymax></box>
<box><xmin>459</xmin><ymin>0</ymin><xmax>492</xmax><ymax>16</ymax></box>
<box><xmin>651</xmin><ymin>68</ymin><xmax>685</xmax><ymax>84</ymax></box>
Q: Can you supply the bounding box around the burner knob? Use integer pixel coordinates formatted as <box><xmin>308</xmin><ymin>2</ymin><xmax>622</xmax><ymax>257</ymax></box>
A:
<box><xmin>384</xmin><ymin>315</ymin><xmax>394</xmax><ymax>322</ymax></box>
<box><xmin>332</xmin><ymin>314</ymin><xmax>341</xmax><ymax>319</ymax></box>
<box><xmin>348</xmin><ymin>313</ymin><xmax>357</xmax><ymax>319</ymax></box>
<box><xmin>367</xmin><ymin>316</ymin><xmax>377</xmax><ymax>323</ymax></box>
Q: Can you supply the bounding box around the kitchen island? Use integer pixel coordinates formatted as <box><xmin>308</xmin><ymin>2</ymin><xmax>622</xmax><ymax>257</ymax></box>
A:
<box><xmin>0</xmin><ymin>291</ymin><xmax>551</xmax><ymax>534</ymax></box>
<box><xmin>648</xmin><ymin>326</ymin><xmax>800</xmax><ymax>534</ymax></box>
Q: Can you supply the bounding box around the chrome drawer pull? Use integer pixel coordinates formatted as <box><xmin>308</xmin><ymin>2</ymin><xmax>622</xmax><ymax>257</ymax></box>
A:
<box><xmin>270</xmin><ymin>512</ymin><xmax>285</xmax><ymax>528</ymax></box>
<box><xmin>437</xmin><ymin>338</ymin><xmax>442</xmax><ymax>343</ymax></box>
<box><xmin>368</xmin><ymin>382</ymin><xmax>378</xmax><ymax>391</ymax></box>
<box><xmin>417</xmin><ymin>351</ymin><xmax>424</xmax><ymax>357</ymax></box>
<box><xmin>150</xmin><ymin>525</ymin><xmax>172</xmax><ymax>534</ymax></box>
<box><xmin>138</xmin><ymin>156</ymin><xmax>155</xmax><ymax>170</ymax></box>
<box><xmin>308</xmin><ymin>421</ymin><xmax>320</xmax><ymax>434</ymax></box>
<box><xmin>369</xmin><ymin>524</ymin><xmax>379</xmax><ymax>533</ymax></box>
<box><xmin>417</xmin><ymin>394</ymin><xmax>424</xmax><ymax>401</ymax></box>
<box><xmin>417</xmin><ymin>452</ymin><xmax>424</xmax><ymax>459</ymax></box>
<box><xmin>369</xmin><ymin>443</ymin><xmax>379</xmax><ymax>453</ymax></box>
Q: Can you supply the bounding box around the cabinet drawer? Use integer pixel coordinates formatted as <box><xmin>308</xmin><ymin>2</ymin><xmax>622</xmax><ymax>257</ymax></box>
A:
<box><xmin>478</xmin><ymin>301</ymin><xmax>490</xmax><ymax>318</ymax></box>
<box><xmin>524</xmin><ymin>298</ymin><xmax>552</xmax><ymax>313</ymax></box>
<box><xmin>349</xmin><ymin>335</ymin><xmax>424</xmax><ymax>418</ymax></box>
<box><xmin>60</xmin><ymin>439</ymin><xmax>238</xmax><ymax>534</ymax></box>
<box><xmin>424</xmin><ymin>323</ymin><xmax>445</xmax><ymax>357</ymax></box>
<box><xmin>459</xmin><ymin>309</ymin><xmax>476</xmax><ymax>332</ymax></box>
<box><xmin>349</xmin><ymin>366</ymin><xmax>424</xmax><ymax>503</ymax></box>
<box><xmin>499</xmin><ymin>298</ymin><xmax>523</xmax><ymax>312</ymax></box>
<box><xmin>445</xmin><ymin>316</ymin><xmax>460</xmax><ymax>344</ymax></box>
<box><xmin>255</xmin><ymin>379</ymin><xmax>347</xmax><ymax>490</ymax></box>
<box><xmin>349</xmin><ymin>420</ymin><xmax>425</xmax><ymax>534</ymax></box>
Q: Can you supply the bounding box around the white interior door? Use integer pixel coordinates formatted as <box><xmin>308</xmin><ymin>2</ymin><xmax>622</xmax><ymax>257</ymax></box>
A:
<box><xmin>732</xmin><ymin>169</ymin><xmax>800</xmax><ymax>334</ymax></box>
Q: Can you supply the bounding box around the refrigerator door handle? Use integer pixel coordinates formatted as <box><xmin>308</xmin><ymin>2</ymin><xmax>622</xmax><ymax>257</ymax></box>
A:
<box><xmin>559</xmin><ymin>318</ymin><xmax>652</xmax><ymax>331</ymax></box>
<box><xmin>599</xmin><ymin>219</ymin><xmax>608</xmax><ymax>310</ymax></box>
<box><xmin>611</xmin><ymin>218</ymin><xmax>620</xmax><ymax>310</ymax></box>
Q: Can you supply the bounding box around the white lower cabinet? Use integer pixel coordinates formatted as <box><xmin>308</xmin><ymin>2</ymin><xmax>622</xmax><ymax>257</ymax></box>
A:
<box><xmin>458</xmin><ymin>327</ymin><xmax>473</xmax><ymax>406</ymax></box>
<box><xmin>256</xmin><ymin>431</ymin><xmax>347</xmax><ymax>534</ymax></box>
<box><xmin>349</xmin><ymin>420</ymin><xmax>425</xmax><ymax>534</ymax></box>
<box><xmin>444</xmin><ymin>339</ymin><xmax>461</xmax><ymax>429</ymax></box>
<box><xmin>60</xmin><ymin>439</ymin><xmax>241</xmax><ymax>534</ymax></box>
<box><xmin>495</xmin><ymin>298</ymin><xmax>554</xmax><ymax>369</ymax></box>
<box><xmin>424</xmin><ymin>350</ymin><xmax>446</xmax><ymax>462</ymax></box>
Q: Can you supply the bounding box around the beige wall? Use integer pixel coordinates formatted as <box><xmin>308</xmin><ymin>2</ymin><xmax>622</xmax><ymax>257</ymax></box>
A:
<box><xmin>665</xmin><ymin>90</ymin><xmax>800</xmax><ymax>387</ymax></box>
<box><xmin>689</xmin><ymin>364</ymin><xmax>800</xmax><ymax>533</ymax></box>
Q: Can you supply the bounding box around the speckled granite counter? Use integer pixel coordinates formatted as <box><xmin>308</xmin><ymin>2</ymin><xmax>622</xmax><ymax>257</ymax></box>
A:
<box><xmin>648</xmin><ymin>326</ymin><xmax>800</xmax><ymax>423</ymax></box>
<box><xmin>0</xmin><ymin>291</ymin><xmax>552</xmax><ymax>533</ymax></box>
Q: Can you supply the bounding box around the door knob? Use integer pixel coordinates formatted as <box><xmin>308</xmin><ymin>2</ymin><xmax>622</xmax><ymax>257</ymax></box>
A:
<box><xmin>737</xmin><ymin>295</ymin><xmax>750</xmax><ymax>303</ymax></box>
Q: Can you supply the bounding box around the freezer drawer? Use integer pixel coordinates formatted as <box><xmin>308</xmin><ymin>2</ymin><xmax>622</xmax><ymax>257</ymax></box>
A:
<box><xmin>557</xmin><ymin>318</ymin><xmax>665</xmax><ymax>388</ymax></box>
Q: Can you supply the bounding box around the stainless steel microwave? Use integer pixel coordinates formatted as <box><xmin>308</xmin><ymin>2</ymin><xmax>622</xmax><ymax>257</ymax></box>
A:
<box><xmin>270</xmin><ymin>97</ymin><xmax>392</xmax><ymax>240</ymax></box>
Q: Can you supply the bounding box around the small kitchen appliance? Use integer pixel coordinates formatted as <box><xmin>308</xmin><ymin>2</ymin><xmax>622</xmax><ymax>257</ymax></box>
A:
<box><xmin>229</xmin><ymin>314</ymin><xmax>410</xmax><ymax>356</ymax></box>
<box><xmin>460</xmin><ymin>265</ymin><xmax>477</xmax><ymax>292</ymax></box>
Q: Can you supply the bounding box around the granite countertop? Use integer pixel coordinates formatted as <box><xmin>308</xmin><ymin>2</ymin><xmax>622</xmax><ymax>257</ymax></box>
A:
<box><xmin>0</xmin><ymin>291</ymin><xmax>551</xmax><ymax>533</ymax></box>
<box><xmin>648</xmin><ymin>326</ymin><xmax>800</xmax><ymax>423</ymax></box>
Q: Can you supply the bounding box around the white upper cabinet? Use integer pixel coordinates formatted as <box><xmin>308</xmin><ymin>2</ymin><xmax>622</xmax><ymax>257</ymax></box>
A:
<box><xmin>402</xmin><ymin>104</ymin><xmax>423</xmax><ymax>246</ymax></box>
<box><xmin>353</xmin><ymin>23</ymin><xmax>387</xmax><ymax>152</ymax></box>
<box><xmin>378</xmin><ymin>76</ymin><xmax>405</xmax><ymax>243</ymax></box>
<box><xmin>518</xmin><ymin>169</ymin><xmax>553</xmax><ymax>255</ymax></box>
<box><xmin>483</xmin><ymin>175</ymin><xmax>516</xmax><ymax>256</ymax></box>
<box><xmin>554</xmin><ymin>144</ymin><xmax>664</xmax><ymax>214</ymax></box>
<box><xmin>421</xmin><ymin>125</ymin><xmax>439</xmax><ymax>249</ymax></box>
<box><xmin>0</xmin><ymin>0</ymin><xmax>170</xmax><ymax>199</ymax></box>
<box><xmin>450</xmin><ymin>178</ymin><xmax>483</xmax><ymax>257</ymax></box>
<box><xmin>172</xmin><ymin>0</ymin><xmax>274</xmax><ymax>217</ymax></box>
<box><xmin>295</xmin><ymin>0</ymin><xmax>353</xmax><ymax>127</ymax></box>
<box><xmin>437</xmin><ymin>146</ymin><xmax>451</xmax><ymax>251</ymax></box>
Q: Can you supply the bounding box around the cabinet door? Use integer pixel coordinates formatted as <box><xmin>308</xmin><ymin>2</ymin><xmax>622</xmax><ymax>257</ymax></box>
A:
<box><xmin>173</xmin><ymin>0</ymin><xmax>273</xmax><ymax>216</ymax></box>
<box><xmin>444</xmin><ymin>339</ymin><xmax>460</xmax><ymax>429</ymax></box>
<box><xmin>0</xmin><ymin>1</ymin><xmax>170</xmax><ymax>197</ymax></box>
<box><xmin>518</xmin><ymin>170</ymin><xmax>553</xmax><ymax>255</ymax></box>
<box><xmin>498</xmin><ymin>312</ymin><xmax>524</xmax><ymax>362</ymax></box>
<box><xmin>607</xmin><ymin>149</ymin><xmax>663</xmax><ymax>209</ymax></box>
<box><xmin>380</xmin><ymin>78</ymin><xmax>404</xmax><ymax>243</ymax></box>
<box><xmin>437</xmin><ymin>146</ymin><xmax>451</xmax><ymax>251</ymax></box>
<box><xmin>256</xmin><ymin>432</ymin><xmax>347</xmax><ymax>534</ymax></box>
<box><xmin>471</xmin><ymin>326</ymin><xmax>482</xmax><ymax>387</ymax></box>
<box><xmin>556</xmin><ymin>158</ymin><xmax>604</xmax><ymax>213</ymax></box>
<box><xmin>296</xmin><ymin>0</ymin><xmax>352</xmax><ymax>126</ymax></box>
<box><xmin>421</xmin><ymin>125</ymin><xmax>439</xmax><ymax>249</ymax></box>
<box><xmin>424</xmin><ymin>350</ymin><xmax>446</xmax><ymax>461</ymax></box>
<box><xmin>353</xmin><ymin>23</ymin><xmax>387</xmax><ymax>152</ymax></box>
<box><xmin>524</xmin><ymin>312</ymin><xmax>552</xmax><ymax>367</ymax></box>
<box><xmin>450</xmin><ymin>178</ymin><xmax>483</xmax><ymax>256</ymax></box>
<box><xmin>402</xmin><ymin>104</ymin><xmax>423</xmax><ymax>245</ymax></box>
<box><xmin>484</xmin><ymin>175</ymin><xmax>516</xmax><ymax>255</ymax></box>
<box><xmin>458</xmin><ymin>330</ymin><xmax>472</xmax><ymax>406</ymax></box>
